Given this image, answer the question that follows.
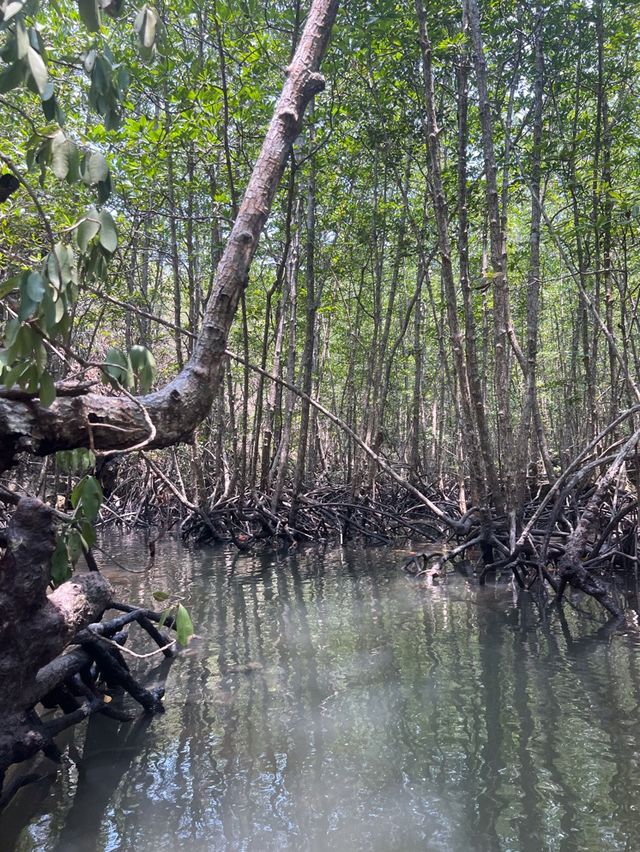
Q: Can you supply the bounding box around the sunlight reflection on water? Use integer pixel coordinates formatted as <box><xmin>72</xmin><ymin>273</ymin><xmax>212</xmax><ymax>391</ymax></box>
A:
<box><xmin>4</xmin><ymin>535</ymin><xmax>640</xmax><ymax>851</ymax></box>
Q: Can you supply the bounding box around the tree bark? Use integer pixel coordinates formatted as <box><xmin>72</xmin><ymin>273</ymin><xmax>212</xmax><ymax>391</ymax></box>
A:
<box><xmin>455</xmin><ymin>28</ymin><xmax>500</xmax><ymax>507</ymax></box>
<box><xmin>290</xmin><ymin>101</ymin><xmax>318</xmax><ymax>522</ymax></box>
<box><xmin>516</xmin><ymin>8</ymin><xmax>545</xmax><ymax>506</ymax></box>
<box><xmin>464</xmin><ymin>0</ymin><xmax>514</xmax><ymax>510</ymax></box>
<box><xmin>0</xmin><ymin>498</ymin><xmax>114</xmax><ymax>789</ymax></box>
<box><xmin>0</xmin><ymin>498</ymin><xmax>113</xmax><ymax>716</ymax></box>
<box><xmin>0</xmin><ymin>0</ymin><xmax>340</xmax><ymax>470</ymax></box>
<box><xmin>415</xmin><ymin>0</ymin><xmax>488</xmax><ymax>508</ymax></box>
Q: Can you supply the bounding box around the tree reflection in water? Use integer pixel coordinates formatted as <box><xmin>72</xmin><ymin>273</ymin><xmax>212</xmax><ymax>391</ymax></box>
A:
<box><xmin>4</xmin><ymin>535</ymin><xmax>640</xmax><ymax>852</ymax></box>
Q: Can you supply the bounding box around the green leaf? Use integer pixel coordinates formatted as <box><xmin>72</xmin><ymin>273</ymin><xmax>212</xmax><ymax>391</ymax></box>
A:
<box><xmin>41</xmin><ymin>91</ymin><xmax>57</xmax><ymax>121</ymax></box>
<box><xmin>3</xmin><ymin>318</ymin><xmax>21</xmax><ymax>348</ymax></box>
<box><xmin>70</xmin><ymin>478</ymin><xmax>84</xmax><ymax>510</ymax></box>
<box><xmin>0</xmin><ymin>62</ymin><xmax>24</xmax><ymax>94</ymax></box>
<box><xmin>83</xmin><ymin>49</ymin><xmax>96</xmax><ymax>73</ymax></box>
<box><xmin>129</xmin><ymin>344</ymin><xmax>156</xmax><ymax>392</ymax></box>
<box><xmin>51</xmin><ymin>535</ymin><xmax>71</xmax><ymax>586</ymax></box>
<box><xmin>3</xmin><ymin>2</ymin><xmax>25</xmax><ymax>22</ymax></box>
<box><xmin>52</xmin><ymin>243</ymin><xmax>72</xmax><ymax>286</ymax></box>
<box><xmin>17</xmin><ymin>281</ymin><xmax>37</xmax><ymax>320</ymax></box>
<box><xmin>98</xmin><ymin>209</ymin><xmax>117</xmax><ymax>253</ymax></box>
<box><xmin>91</xmin><ymin>54</ymin><xmax>111</xmax><ymax>95</ymax></box>
<box><xmin>152</xmin><ymin>590</ymin><xmax>171</xmax><ymax>602</ymax></box>
<box><xmin>102</xmin><ymin>346</ymin><xmax>132</xmax><ymax>387</ymax></box>
<box><xmin>71</xmin><ymin>475</ymin><xmax>103</xmax><ymax>523</ymax></box>
<box><xmin>134</xmin><ymin>6</ymin><xmax>160</xmax><ymax>50</ymax></box>
<box><xmin>28</xmin><ymin>27</ymin><xmax>43</xmax><ymax>52</ymax></box>
<box><xmin>51</xmin><ymin>130</ymin><xmax>72</xmax><ymax>180</ymax></box>
<box><xmin>97</xmin><ymin>173</ymin><xmax>112</xmax><ymax>203</ymax></box>
<box><xmin>66</xmin><ymin>528</ymin><xmax>83</xmax><ymax>565</ymax></box>
<box><xmin>38</xmin><ymin>370</ymin><xmax>56</xmax><ymax>406</ymax></box>
<box><xmin>0</xmin><ymin>273</ymin><xmax>25</xmax><ymax>300</ymax></box>
<box><xmin>78</xmin><ymin>518</ymin><xmax>97</xmax><ymax>548</ymax></box>
<box><xmin>66</xmin><ymin>142</ymin><xmax>80</xmax><ymax>182</ymax></box>
<box><xmin>27</xmin><ymin>46</ymin><xmax>47</xmax><ymax>95</ymax></box>
<box><xmin>57</xmin><ymin>448</ymin><xmax>96</xmax><ymax>473</ymax></box>
<box><xmin>175</xmin><ymin>603</ymin><xmax>194</xmax><ymax>646</ymax></box>
<box><xmin>86</xmin><ymin>151</ymin><xmax>109</xmax><ymax>184</ymax></box>
<box><xmin>55</xmin><ymin>449</ymin><xmax>73</xmax><ymax>472</ymax></box>
<box><xmin>116</xmin><ymin>66</ymin><xmax>129</xmax><ymax>97</ymax></box>
<box><xmin>46</xmin><ymin>250</ymin><xmax>61</xmax><ymax>288</ymax></box>
<box><xmin>41</xmin><ymin>288</ymin><xmax>65</xmax><ymax>327</ymax></box>
<box><xmin>76</xmin><ymin>207</ymin><xmax>100</xmax><ymax>251</ymax></box>
<box><xmin>35</xmin><ymin>137</ymin><xmax>51</xmax><ymax>187</ymax></box>
<box><xmin>1</xmin><ymin>360</ymin><xmax>29</xmax><ymax>388</ymax></box>
<box><xmin>25</xmin><ymin>271</ymin><xmax>45</xmax><ymax>302</ymax></box>
<box><xmin>33</xmin><ymin>338</ymin><xmax>47</xmax><ymax>373</ymax></box>
<box><xmin>78</xmin><ymin>0</ymin><xmax>101</xmax><ymax>32</ymax></box>
<box><xmin>15</xmin><ymin>323</ymin><xmax>34</xmax><ymax>357</ymax></box>
<box><xmin>15</xmin><ymin>21</ymin><xmax>28</xmax><ymax>59</ymax></box>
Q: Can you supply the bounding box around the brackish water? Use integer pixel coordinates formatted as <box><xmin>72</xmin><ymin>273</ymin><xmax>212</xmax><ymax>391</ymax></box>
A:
<box><xmin>4</xmin><ymin>537</ymin><xmax>640</xmax><ymax>851</ymax></box>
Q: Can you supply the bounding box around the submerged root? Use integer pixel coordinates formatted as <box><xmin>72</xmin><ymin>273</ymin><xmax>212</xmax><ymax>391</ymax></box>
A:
<box><xmin>104</xmin><ymin>443</ymin><xmax>638</xmax><ymax>621</ymax></box>
<box><xmin>0</xmin><ymin>497</ymin><xmax>180</xmax><ymax>810</ymax></box>
<box><xmin>401</xmin><ymin>438</ymin><xmax>639</xmax><ymax>621</ymax></box>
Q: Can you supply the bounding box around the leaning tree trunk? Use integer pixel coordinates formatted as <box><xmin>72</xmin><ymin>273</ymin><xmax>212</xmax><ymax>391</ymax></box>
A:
<box><xmin>0</xmin><ymin>0</ymin><xmax>340</xmax><ymax>470</ymax></box>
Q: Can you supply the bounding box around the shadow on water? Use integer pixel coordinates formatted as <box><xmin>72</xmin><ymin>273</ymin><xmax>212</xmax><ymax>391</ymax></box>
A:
<box><xmin>4</xmin><ymin>536</ymin><xmax>640</xmax><ymax>851</ymax></box>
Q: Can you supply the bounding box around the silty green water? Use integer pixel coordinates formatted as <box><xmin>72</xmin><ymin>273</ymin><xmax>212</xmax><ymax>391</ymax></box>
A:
<box><xmin>4</xmin><ymin>537</ymin><xmax>640</xmax><ymax>851</ymax></box>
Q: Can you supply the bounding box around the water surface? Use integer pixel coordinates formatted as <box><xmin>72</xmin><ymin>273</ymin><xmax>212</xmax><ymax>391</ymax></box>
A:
<box><xmin>4</xmin><ymin>537</ymin><xmax>640</xmax><ymax>851</ymax></box>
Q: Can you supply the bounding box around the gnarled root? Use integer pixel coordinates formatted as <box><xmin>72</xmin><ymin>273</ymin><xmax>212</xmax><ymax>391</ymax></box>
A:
<box><xmin>0</xmin><ymin>497</ymin><xmax>176</xmax><ymax>809</ymax></box>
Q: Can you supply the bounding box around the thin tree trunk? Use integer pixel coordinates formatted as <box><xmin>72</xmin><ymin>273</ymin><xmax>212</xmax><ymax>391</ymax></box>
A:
<box><xmin>164</xmin><ymin>81</ymin><xmax>184</xmax><ymax>372</ymax></box>
<box><xmin>271</xmin><ymin>208</ymin><xmax>300</xmax><ymax>510</ymax></box>
<box><xmin>409</xmin><ymin>265</ymin><xmax>424</xmax><ymax>483</ymax></box>
<box><xmin>250</xmin><ymin>165</ymin><xmax>296</xmax><ymax>488</ymax></box>
<box><xmin>415</xmin><ymin>0</ymin><xmax>488</xmax><ymax>508</ymax></box>
<box><xmin>464</xmin><ymin>0</ymin><xmax>514</xmax><ymax>511</ymax></box>
<box><xmin>290</xmin><ymin>103</ymin><xmax>318</xmax><ymax>522</ymax></box>
<box><xmin>597</xmin><ymin>0</ymin><xmax>616</xmax><ymax>420</ymax></box>
<box><xmin>516</xmin><ymin>8</ymin><xmax>545</xmax><ymax>506</ymax></box>
<box><xmin>456</xmin><ymin>30</ymin><xmax>500</xmax><ymax>506</ymax></box>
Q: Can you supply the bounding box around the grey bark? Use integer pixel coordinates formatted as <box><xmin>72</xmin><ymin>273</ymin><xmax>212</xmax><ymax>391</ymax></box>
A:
<box><xmin>464</xmin><ymin>0</ymin><xmax>514</xmax><ymax>510</ymax></box>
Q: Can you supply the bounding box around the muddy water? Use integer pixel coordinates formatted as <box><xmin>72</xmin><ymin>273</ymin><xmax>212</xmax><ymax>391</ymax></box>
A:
<box><xmin>4</xmin><ymin>537</ymin><xmax>640</xmax><ymax>851</ymax></box>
